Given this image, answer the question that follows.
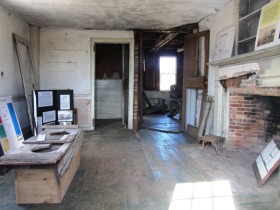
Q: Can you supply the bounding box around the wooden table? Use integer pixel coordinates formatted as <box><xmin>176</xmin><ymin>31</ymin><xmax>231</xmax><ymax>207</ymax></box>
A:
<box><xmin>0</xmin><ymin>126</ymin><xmax>83</xmax><ymax>204</ymax></box>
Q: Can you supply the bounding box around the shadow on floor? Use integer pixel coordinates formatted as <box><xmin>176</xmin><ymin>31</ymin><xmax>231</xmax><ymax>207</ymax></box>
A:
<box><xmin>95</xmin><ymin>119</ymin><xmax>125</xmax><ymax>131</ymax></box>
<box><xmin>143</xmin><ymin>113</ymin><xmax>181</xmax><ymax>133</ymax></box>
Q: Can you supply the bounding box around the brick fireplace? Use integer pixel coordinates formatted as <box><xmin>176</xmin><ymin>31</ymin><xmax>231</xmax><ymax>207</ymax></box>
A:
<box><xmin>222</xmin><ymin>75</ymin><xmax>280</xmax><ymax>149</ymax></box>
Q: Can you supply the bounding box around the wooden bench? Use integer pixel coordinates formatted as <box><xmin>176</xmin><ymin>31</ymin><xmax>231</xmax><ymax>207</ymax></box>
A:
<box><xmin>200</xmin><ymin>134</ymin><xmax>225</xmax><ymax>154</ymax></box>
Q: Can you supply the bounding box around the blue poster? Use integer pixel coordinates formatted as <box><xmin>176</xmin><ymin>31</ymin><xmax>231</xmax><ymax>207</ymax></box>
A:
<box><xmin>7</xmin><ymin>103</ymin><xmax>22</xmax><ymax>136</ymax></box>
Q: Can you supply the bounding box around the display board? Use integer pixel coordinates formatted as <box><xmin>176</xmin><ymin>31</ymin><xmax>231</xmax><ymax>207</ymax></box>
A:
<box><xmin>255</xmin><ymin>0</ymin><xmax>280</xmax><ymax>50</ymax></box>
<box><xmin>253</xmin><ymin>140</ymin><xmax>280</xmax><ymax>187</ymax></box>
<box><xmin>33</xmin><ymin>90</ymin><xmax>74</xmax><ymax>134</ymax></box>
<box><xmin>0</xmin><ymin>97</ymin><xmax>23</xmax><ymax>155</ymax></box>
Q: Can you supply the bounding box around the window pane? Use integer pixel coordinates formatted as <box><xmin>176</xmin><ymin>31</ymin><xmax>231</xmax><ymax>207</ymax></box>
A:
<box><xmin>160</xmin><ymin>74</ymin><xmax>176</xmax><ymax>90</ymax></box>
<box><xmin>160</xmin><ymin>57</ymin><xmax>176</xmax><ymax>74</ymax></box>
<box><xmin>159</xmin><ymin>56</ymin><xmax>177</xmax><ymax>90</ymax></box>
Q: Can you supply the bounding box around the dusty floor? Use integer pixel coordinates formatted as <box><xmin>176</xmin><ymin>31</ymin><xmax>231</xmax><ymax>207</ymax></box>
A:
<box><xmin>0</xmin><ymin>119</ymin><xmax>279</xmax><ymax>210</ymax></box>
<box><xmin>143</xmin><ymin>113</ymin><xmax>181</xmax><ymax>133</ymax></box>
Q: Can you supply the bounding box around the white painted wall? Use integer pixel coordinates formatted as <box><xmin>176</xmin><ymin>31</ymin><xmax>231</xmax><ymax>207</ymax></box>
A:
<box><xmin>199</xmin><ymin>1</ymin><xmax>235</xmax><ymax>136</ymax></box>
<box><xmin>0</xmin><ymin>4</ymin><xmax>30</xmax><ymax>96</ymax></box>
<box><xmin>199</xmin><ymin>1</ymin><xmax>235</xmax><ymax>96</ymax></box>
<box><xmin>40</xmin><ymin>29</ymin><xmax>134</xmax><ymax>129</ymax></box>
<box><xmin>0</xmin><ymin>4</ymin><xmax>31</xmax><ymax>131</ymax></box>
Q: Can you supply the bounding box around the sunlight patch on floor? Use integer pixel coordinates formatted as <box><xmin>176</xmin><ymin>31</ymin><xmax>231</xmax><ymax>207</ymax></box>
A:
<box><xmin>169</xmin><ymin>180</ymin><xmax>235</xmax><ymax>210</ymax></box>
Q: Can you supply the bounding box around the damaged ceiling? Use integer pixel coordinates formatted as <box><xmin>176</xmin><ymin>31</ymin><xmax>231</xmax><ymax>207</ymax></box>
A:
<box><xmin>0</xmin><ymin>0</ymin><xmax>231</xmax><ymax>30</ymax></box>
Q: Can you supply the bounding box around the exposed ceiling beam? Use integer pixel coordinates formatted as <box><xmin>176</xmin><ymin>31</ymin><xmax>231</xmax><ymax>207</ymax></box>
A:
<box><xmin>141</xmin><ymin>22</ymin><xmax>199</xmax><ymax>34</ymax></box>
<box><xmin>150</xmin><ymin>32</ymin><xmax>179</xmax><ymax>53</ymax></box>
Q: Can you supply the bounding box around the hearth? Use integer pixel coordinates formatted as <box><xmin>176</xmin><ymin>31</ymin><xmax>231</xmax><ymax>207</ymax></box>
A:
<box><xmin>222</xmin><ymin>74</ymin><xmax>280</xmax><ymax>149</ymax></box>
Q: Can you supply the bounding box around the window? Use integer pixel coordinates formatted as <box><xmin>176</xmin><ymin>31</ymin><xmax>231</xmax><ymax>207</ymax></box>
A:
<box><xmin>159</xmin><ymin>56</ymin><xmax>177</xmax><ymax>91</ymax></box>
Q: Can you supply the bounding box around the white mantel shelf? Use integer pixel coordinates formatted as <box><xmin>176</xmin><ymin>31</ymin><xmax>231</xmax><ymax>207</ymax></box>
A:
<box><xmin>209</xmin><ymin>45</ymin><xmax>280</xmax><ymax>67</ymax></box>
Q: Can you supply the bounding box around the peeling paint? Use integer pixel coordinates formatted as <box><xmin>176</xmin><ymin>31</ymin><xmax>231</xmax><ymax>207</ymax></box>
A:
<box><xmin>1</xmin><ymin>0</ymin><xmax>231</xmax><ymax>29</ymax></box>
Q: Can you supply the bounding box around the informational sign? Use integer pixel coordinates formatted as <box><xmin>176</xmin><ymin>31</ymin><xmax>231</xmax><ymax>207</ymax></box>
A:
<box><xmin>253</xmin><ymin>140</ymin><xmax>280</xmax><ymax>187</ymax></box>
<box><xmin>255</xmin><ymin>0</ymin><xmax>280</xmax><ymax>50</ymax></box>
<box><xmin>213</xmin><ymin>26</ymin><xmax>235</xmax><ymax>61</ymax></box>
<box><xmin>0</xmin><ymin>97</ymin><xmax>23</xmax><ymax>154</ymax></box>
<box><xmin>60</xmin><ymin>95</ymin><xmax>70</xmax><ymax>110</ymax></box>
<box><xmin>38</xmin><ymin>91</ymin><xmax>53</xmax><ymax>107</ymax></box>
<box><xmin>43</xmin><ymin>110</ymin><xmax>56</xmax><ymax>123</ymax></box>
<box><xmin>0</xmin><ymin>116</ymin><xmax>10</xmax><ymax>154</ymax></box>
<box><xmin>33</xmin><ymin>89</ymin><xmax>74</xmax><ymax>133</ymax></box>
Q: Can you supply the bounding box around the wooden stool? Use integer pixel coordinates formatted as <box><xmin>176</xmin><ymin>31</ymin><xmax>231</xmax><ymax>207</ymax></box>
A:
<box><xmin>200</xmin><ymin>134</ymin><xmax>225</xmax><ymax>154</ymax></box>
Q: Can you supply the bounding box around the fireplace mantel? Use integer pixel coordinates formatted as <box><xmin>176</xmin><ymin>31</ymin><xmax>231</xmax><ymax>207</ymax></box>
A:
<box><xmin>208</xmin><ymin>45</ymin><xmax>280</xmax><ymax>68</ymax></box>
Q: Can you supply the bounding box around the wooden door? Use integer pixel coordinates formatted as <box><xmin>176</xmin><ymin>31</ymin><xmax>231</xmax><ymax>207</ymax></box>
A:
<box><xmin>14</xmin><ymin>34</ymin><xmax>39</xmax><ymax>134</ymax></box>
<box><xmin>181</xmin><ymin>31</ymin><xmax>210</xmax><ymax>133</ymax></box>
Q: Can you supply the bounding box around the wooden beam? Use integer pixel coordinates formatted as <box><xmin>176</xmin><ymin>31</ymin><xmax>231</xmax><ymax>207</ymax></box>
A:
<box><xmin>139</xmin><ymin>31</ymin><xmax>144</xmax><ymax>129</ymax></box>
<box><xmin>187</xmin><ymin>30</ymin><xmax>210</xmax><ymax>39</ymax></box>
<box><xmin>140</xmin><ymin>23</ymin><xmax>199</xmax><ymax>34</ymax></box>
<box><xmin>150</xmin><ymin>33</ymin><xmax>179</xmax><ymax>53</ymax></box>
<box><xmin>185</xmin><ymin>76</ymin><xmax>205</xmax><ymax>89</ymax></box>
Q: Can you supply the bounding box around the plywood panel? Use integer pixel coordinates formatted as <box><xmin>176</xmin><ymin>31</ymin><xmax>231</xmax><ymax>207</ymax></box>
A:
<box><xmin>74</xmin><ymin>97</ymin><xmax>91</xmax><ymax>130</ymax></box>
<box><xmin>96</xmin><ymin>79</ymin><xmax>122</xmax><ymax>119</ymax></box>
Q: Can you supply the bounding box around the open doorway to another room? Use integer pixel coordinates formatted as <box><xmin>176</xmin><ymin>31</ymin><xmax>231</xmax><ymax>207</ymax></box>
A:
<box><xmin>143</xmin><ymin>53</ymin><xmax>182</xmax><ymax>133</ymax></box>
<box><xmin>94</xmin><ymin>43</ymin><xmax>129</xmax><ymax>130</ymax></box>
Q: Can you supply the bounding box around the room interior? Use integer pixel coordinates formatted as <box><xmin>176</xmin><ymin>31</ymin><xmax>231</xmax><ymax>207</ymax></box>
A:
<box><xmin>0</xmin><ymin>0</ymin><xmax>280</xmax><ymax>209</ymax></box>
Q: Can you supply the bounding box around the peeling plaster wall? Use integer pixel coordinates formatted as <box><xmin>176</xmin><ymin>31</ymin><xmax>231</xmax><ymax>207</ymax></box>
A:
<box><xmin>0</xmin><ymin>4</ymin><xmax>31</xmax><ymax>131</ymax></box>
<box><xmin>40</xmin><ymin>29</ymin><xmax>134</xmax><ymax>129</ymax></box>
<box><xmin>199</xmin><ymin>1</ymin><xmax>235</xmax><ymax>136</ymax></box>
<box><xmin>0</xmin><ymin>4</ymin><xmax>30</xmax><ymax>97</ymax></box>
<box><xmin>199</xmin><ymin>1</ymin><xmax>235</xmax><ymax>97</ymax></box>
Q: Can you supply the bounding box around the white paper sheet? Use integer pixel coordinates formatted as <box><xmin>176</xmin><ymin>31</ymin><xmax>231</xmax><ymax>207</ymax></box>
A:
<box><xmin>60</xmin><ymin>95</ymin><xmax>70</xmax><ymax>110</ymax></box>
<box><xmin>37</xmin><ymin>135</ymin><xmax>46</xmax><ymax>142</ymax></box>
<box><xmin>38</xmin><ymin>91</ymin><xmax>53</xmax><ymax>107</ymax></box>
<box><xmin>213</xmin><ymin>26</ymin><xmax>235</xmax><ymax>61</ymax></box>
<box><xmin>43</xmin><ymin>110</ymin><xmax>56</xmax><ymax>123</ymax></box>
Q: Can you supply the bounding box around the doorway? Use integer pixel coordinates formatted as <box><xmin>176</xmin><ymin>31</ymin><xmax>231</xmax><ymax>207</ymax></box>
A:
<box><xmin>143</xmin><ymin>54</ymin><xmax>182</xmax><ymax>133</ymax></box>
<box><xmin>91</xmin><ymin>39</ymin><xmax>134</xmax><ymax>130</ymax></box>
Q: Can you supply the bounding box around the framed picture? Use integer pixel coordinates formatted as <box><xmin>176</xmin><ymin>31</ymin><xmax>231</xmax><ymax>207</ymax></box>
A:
<box><xmin>57</xmin><ymin>110</ymin><xmax>73</xmax><ymax>122</ymax></box>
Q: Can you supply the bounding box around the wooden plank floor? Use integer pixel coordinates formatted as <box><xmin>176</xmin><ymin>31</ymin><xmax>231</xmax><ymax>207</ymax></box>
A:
<box><xmin>143</xmin><ymin>113</ymin><xmax>181</xmax><ymax>133</ymax></box>
<box><xmin>0</xmin><ymin>120</ymin><xmax>279</xmax><ymax>209</ymax></box>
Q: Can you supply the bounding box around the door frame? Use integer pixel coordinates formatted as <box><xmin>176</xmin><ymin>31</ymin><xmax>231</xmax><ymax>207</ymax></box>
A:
<box><xmin>90</xmin><ymin>38</ymin><xmax>134</xmax><ymax>130</ymax></box>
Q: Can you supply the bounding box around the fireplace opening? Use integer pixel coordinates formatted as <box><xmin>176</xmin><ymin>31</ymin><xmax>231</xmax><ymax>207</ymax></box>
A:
<box><xmin>229</xmin><ymin>94</ymin><xmax>280</xmax><ymax>149</ymax></box>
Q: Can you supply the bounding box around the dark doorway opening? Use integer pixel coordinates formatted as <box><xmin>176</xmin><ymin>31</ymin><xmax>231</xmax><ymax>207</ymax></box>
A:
<box><xmin>94</xmin><ymin>43</ymin><xmax>129</xmax><ymax>130</ymax></box>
